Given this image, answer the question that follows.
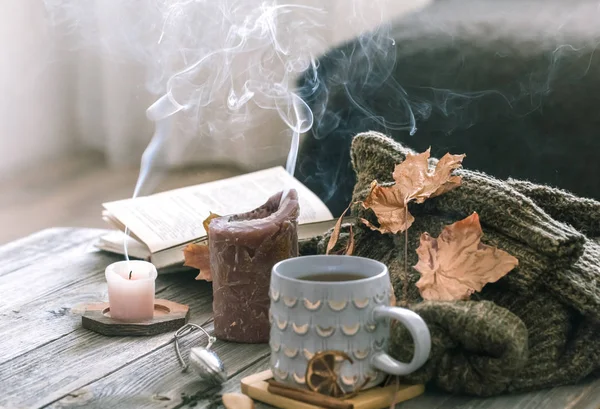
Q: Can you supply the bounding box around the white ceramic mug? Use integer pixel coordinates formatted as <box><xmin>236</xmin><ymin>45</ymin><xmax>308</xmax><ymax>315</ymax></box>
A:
<box><xmin>269</xmin><ymin>255</ymin><xmax>431</xmax><ymax>392</ymax></box>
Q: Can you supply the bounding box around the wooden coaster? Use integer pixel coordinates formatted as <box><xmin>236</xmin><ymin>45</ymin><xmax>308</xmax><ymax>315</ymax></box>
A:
<box><xmin>241</xmin><ymin>370</ymin><xmax>424</xmax><ymax>409</ymax></box>
<box><xmin>82</xmin><ymin>299</ymin><xmax>190</xmax><ymax>336</ymax></box>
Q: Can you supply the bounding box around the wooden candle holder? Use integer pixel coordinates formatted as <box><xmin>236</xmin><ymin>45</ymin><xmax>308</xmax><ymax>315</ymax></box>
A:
<box><xmin>241</xmin><ymin>370</ymin><xmax>424</xmax><ymax>409</ymax></box>
<box><xmin>82</xmin><ymin>299</ymin><xmax>190</xmax><ymax>336</ymax></box>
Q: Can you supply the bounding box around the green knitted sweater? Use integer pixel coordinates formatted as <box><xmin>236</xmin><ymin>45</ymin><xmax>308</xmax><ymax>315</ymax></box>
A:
<box><xmin>301</xmin><ymin>131</ymin><xmax>600</xmax><ymax>396</ymax></box>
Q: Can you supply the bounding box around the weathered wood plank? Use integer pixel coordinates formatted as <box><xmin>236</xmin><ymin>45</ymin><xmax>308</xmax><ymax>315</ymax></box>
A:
<box><xmin>0</xmin><ymin>248</ymin><xmax>121</xmax><ymax>312</ymax></box>
<box><xmin>248</xmin><ymin>380</ymin><xmax>600</xmax><ymax>409</ymax></box>
<box><xmin>396</xmin><ymin>378</ymin><xmax>600</xmax><ymax>409</ymax></box>
<box><xmin>0</xmin><ymin>268</ymin><xmax>190</xmax><ymax>364</ymax></box>
<box><xmin>0</xmin><ymin>228</ymin><xmax>104</xmax><ymax>277</ymax></box>
<box><xmin>199</xmin><ymin>371</ymin><xmax>600</xmax><ymax>409</ymax></box>
<box><xmin>198</xmin><ymin>357</ymin><xmax>271</xmax><ymax>409</ymax></box>
<box><xmin>46</xmin><ymin>323</ymin><xmax>270</xmax><ymax>409</ymax></box>
<box><xmin>0</xmin><ymin>275</ymin><xmax>214</xmax><ymax>409</ymax></box>
<box><xmin>570</xmin><ymin>378</ymin><xmax>600</xmax><ymax>409</ymax></box>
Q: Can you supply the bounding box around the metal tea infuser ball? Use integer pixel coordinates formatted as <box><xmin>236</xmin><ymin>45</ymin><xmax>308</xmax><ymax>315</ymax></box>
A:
<box><xmin>173</xmin><ymin>323</ymin><xmax>227</xmax><ymax>384</ymax></box>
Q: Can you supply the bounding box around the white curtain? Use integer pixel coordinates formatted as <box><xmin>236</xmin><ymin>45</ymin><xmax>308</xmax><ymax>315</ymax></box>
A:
<box><xmin>0</xmin><ymin>0</ymin><xmax>429</xmax><ymax>176</ymax></box>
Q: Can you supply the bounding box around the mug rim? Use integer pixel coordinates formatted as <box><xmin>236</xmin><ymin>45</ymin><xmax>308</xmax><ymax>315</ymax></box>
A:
<box><xmin>272</xmin><ymin>255</ymin><xmax>388</xmax><ymax>286</ymax></box>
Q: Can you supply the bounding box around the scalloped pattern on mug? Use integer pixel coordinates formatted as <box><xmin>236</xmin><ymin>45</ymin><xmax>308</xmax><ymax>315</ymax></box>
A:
<box><xmin>283</xmin><ymin>347</ymin><xmax>299</xmax><ymax>358</ymax></box>
<box><xmin>270</xmin><ymin>288</ymin><xmax>280</xmax><ymax>302</ymax></box>
<box><xmin>283</xmin><ymin>296</ymin><xmax>298</xmax><ymax>308</ymax></box>
<box><xmin>341</xmin><ymin>374</ymin><xmax>359</xmax><ymax>386</ymax></box>
<box><xmin>353</xmin><ymin>297</ymin><xmax>370</xmax><ymax>309</ymax></box>
<box><xmin>292</xmin><ymin>322</ymin><xmax>309</xmax><ymax>335</ymax></box>
<box><xmin>315</xmin><ymin>325</ymin><xmax>336</xmax><ymax>338</ymax></box>
<box><xmin>293</xmin><ymin>372</ymin><xmax>306</xmax><ymax>385</ymax></box>
<box><xmin>270</xmin><ymin>340</ymin><xmax>281</xmax><ymax>352</ymax></box>
<box><xmin>328</xmin><ymin>299</ymin><xmax>348</xmax><ymax>312</ymax></box>
<box><xmin>364</xmin><ymin>321</ymin><xmax>378</xmax><ymax>332</ymax></box>
<box><xmin>303</xmin><ymin>349</ymin><xmax>317</xmax><ymax>360</ymax></box>
<box><xmin>353</xmin><ymin>348</ymin><xmax>370</xmax><ymax>360</ymax></box>
<box><xmin>374</xmin><ymin>291</ymin><xmax>388</xmax><ymax>304</ymax></box>
<box><xmin>276</xmin><ymin>317</ymin><xmax>288</xmax><ymax>330</ymax></box>
<box><xmin>274</xmin><ymin>367</ymin><xmax>289</xmax><ymax>381</ymax></box>
<box><xmin>373</xmin><ymin>338</ymin><xmax>386</xmax><ymax>351</ymax></box>
<box><xmin>341</xmin><ymin>322</ymin><xmax>361</xmax><ymax>336</ymax></box>
<box><xmin>303</xmin><ymin>299</ymin><xmax>322</xmax><ymax>311</ymax></box>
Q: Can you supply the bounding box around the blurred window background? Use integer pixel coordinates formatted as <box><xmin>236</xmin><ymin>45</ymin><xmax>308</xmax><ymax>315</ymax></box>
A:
<box><xmin>0</xmin><ymin>0</ymin><xmax>428</xmax><ymax>244</ymax></box>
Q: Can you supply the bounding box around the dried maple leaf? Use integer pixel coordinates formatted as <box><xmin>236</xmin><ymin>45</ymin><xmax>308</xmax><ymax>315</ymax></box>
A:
<box><xmin>183</xmin><ymin>243</ymin><xmax>212</xmax><ymax>281</ymax></box>
<box><xmin>414</xmin><ymin>212</ymin><xmax>519</xmax><ymax>301</ymax></box>
<box><xmin>395</xmin><ymin>149</ymin><xmax>465</xmax><ymax>203</ymax></box>
<box><xmin>361</xmin><ymin>149</ymin><xmax>465</xmax><ymax>234</ymax></box>
<box><xmin>360</xmin><ymin>181</ymin><xmax>414</xmax><ymax>234</ymax></box>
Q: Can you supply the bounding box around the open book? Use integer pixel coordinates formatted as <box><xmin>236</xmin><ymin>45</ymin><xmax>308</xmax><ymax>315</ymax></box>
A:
<box><xmin>97</xmin><ymin>167</ymin><xmax>337</xmax><ymax>271</ymax></box>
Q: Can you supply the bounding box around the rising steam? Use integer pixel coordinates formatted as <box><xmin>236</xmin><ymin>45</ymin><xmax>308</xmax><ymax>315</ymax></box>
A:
<box><xmin>43</xmin><ymin>0</ymin><xmax>402</xmax><ymax>258</ymax></box>
<box><xmin>44</xmin><ymin>0</ymin><xmax>325</xmax><ymax>183</ymax></box>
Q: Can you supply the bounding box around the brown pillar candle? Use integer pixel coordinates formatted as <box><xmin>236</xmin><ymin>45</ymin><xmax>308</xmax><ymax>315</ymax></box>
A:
<box><xmin>208</xmin><ymin>189</ymin><xmax>299</xmax><ymax>343</ymax></box>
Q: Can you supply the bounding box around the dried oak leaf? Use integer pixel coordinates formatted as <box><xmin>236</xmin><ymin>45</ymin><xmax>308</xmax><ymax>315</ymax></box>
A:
<box><xmin>182</xmin><ymin>212</ymin><xmax>221</xmax><ymax>282</ymax></box>
<box><xmin>414</xmin><ymin>212</ymin><xmax>519</xmax><ymax>301</ymax></box>
<box><xmin>361</xmin><ymin>149</ymin><xmax>465</xmax><ymax>234</ymax></box>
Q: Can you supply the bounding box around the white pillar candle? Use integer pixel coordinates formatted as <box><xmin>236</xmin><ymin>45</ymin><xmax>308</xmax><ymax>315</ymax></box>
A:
<box><xmin>105</xmin><ymin>260</ymin><xmax>157</xmax><ymax>322</ymax></box>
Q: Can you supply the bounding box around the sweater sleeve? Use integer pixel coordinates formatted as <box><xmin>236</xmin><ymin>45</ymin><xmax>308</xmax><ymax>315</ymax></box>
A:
<box><xmin>426</xmin><ymin>170</ymin><xmax>585</xmax><ymax>259</ymax></box>
<box><xmin>507</xmin><ymin>178</ymin><xmax>600</xmax><ymax>238</ymax></box>
<box><xmin>389</xmin><ymin>300</ymin><xmax>529</xmax><ymax>396</ymax></box>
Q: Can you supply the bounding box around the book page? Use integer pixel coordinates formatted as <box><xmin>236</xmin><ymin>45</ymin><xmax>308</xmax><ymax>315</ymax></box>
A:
<box><xmin>96</xmin><ymin>231</ymin><xmax>151</xmax><ymax>260</ymax></box>
<box><xmin>102</xmin><ymin>167</ymin><xmax>333</xmax><ymax>253</ymax></box>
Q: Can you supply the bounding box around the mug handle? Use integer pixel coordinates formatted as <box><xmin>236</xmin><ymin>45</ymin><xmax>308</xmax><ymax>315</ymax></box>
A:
<box><xmin>370</xmin><ymin>306</ymin><xmax>431</xmax><ymax>375</ymax></box>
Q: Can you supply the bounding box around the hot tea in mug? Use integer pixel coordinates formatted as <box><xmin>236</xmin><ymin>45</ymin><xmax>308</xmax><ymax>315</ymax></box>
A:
<box><xmin>297</xmin><ymin>272</ymin><xmax>367</xmax><ymax>282</ymax></box>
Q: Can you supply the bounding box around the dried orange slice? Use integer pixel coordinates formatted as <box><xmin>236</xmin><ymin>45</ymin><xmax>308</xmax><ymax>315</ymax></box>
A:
<box><xmin>305</xmin><ymin>351</ymin><xmax>353</xmax><ymax>398</ymax></box>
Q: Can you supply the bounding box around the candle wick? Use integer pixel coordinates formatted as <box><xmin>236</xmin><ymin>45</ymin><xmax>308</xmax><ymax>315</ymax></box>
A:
<box><xmin>129</xmin><ymin>270</ymin><xmax>133</xmax><ymax>280</ymax></box>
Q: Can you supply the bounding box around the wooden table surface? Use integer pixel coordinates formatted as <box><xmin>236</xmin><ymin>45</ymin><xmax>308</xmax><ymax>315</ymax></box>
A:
<box><xmin>1</xmin><ymin>228</ymin><xmax>599</xmax><ymax>409</ymax></box>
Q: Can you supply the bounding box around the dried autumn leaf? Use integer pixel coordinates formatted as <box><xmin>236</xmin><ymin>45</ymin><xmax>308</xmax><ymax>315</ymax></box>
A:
<box><xmin>326</xmin><ymin>203</ymin><xmax>354</xmax><ymax>255</ymax></box>
<box><xmin>414</xmin><ymin>212</ymin><xmax>519</xmax><ymax>301</ymax></box>
<box><xmin>183</xmin><ymin>243</ymin><xmax>212</xmax><ymax>281</ymax></box>
<box><xmin>426</xmin><ymin>153</ymin><xmax>465</xmax><ymax>199</ymax></box>
<box><xmin>391</xmin><ymin>150</ymin><xmax>431</xmax><ymax>201</ymax></box>
<box><xmin>361</xmin><ymin>181</ymin><xmax>414</xmax><ymax>234</ymax></box>
<box><xmin>203</xmin><ymin>211</ymin><xmax>221</xmax><ymax>232</ymax></box>
<box><xmin>394</xmin><ymin>148</ymin><xmax>465</xmax><ymax>204</ymax></box>
<box><xmin>183</xmin><ymin>213</ymin><xmax>221</xmax><ymax>281</ymax></box>
<box><xmin>345</xmin><ymin>224</ymin><xmax>355</xmax><ymax>256</ymax></box>
<box><xmin>361</xmin><ymin>149</ymin><xmax>465</xmax><ymax>234</ymax></box>
<box><xmin>389</xmin><ymin>282</ymin><xmax>397</xmax><ymax>306</ymax></box>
